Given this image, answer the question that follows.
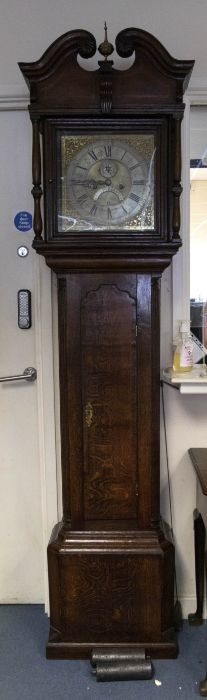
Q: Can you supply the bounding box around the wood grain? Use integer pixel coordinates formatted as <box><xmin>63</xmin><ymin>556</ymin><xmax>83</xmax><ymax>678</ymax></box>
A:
<box><xmin>81</xmin><ymin>282</ymin><xmax>137</xmax><ymax>520</ymax></box>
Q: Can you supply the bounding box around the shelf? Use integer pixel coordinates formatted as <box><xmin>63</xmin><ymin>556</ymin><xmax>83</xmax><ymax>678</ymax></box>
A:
<box><xmin>161</xmin><ymin>366</ymin><xmax>207</xmax><ymax>394</ymax></box>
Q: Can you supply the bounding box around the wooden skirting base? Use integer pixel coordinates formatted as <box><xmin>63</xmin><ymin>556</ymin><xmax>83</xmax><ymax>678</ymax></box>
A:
<box><xmin>46</xmin><ymin>631</ymin><xmax>178</xmax><ymax>660</ymax></box>
<box><xmin>47</xmin><ymin>521</ymin><xmax>177</xmax><ymax>660</ymax></box>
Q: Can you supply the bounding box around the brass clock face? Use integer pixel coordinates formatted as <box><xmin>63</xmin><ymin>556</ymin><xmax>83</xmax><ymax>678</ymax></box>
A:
<box><xmin>58</xmin><ymin>134</ymin><xmax>155</xmax><ymax>232</ymax></box>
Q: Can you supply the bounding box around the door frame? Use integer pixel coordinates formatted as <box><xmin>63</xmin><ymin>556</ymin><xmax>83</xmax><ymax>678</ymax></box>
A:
<box><xmin>34</xmin><ymin>255</ymin><xmax>58</xmax><ymax>613</ymax></box>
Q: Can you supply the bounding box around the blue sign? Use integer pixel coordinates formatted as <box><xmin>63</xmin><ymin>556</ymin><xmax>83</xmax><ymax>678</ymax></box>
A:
<box><xmin>14</xmin><ymin>211</ymin><xmax>32</xmax><ymax>232</ymax></box>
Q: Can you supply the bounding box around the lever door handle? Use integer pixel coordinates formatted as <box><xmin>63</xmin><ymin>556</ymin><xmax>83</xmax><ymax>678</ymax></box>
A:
<box><xmin>0</xmin><ymin>367</ymin><xmax>37</xmax><ymax>383</ymax></box>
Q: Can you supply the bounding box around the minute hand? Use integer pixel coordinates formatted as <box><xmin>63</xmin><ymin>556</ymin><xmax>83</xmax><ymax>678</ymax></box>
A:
<box><xmin>71</xmin><ymin>178</ymin><xmax>111</xmax><ymax>189</ymax></box>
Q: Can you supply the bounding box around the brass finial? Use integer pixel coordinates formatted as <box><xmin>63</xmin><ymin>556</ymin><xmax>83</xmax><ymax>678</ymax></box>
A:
<box><xmin>98</xmin><ymin>22</ymin><xmax>114</xmax><ymax>61</ymax></box>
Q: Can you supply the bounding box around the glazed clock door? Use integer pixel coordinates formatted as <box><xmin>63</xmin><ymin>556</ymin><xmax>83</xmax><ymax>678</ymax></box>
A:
<box><xmin>56</xmin><ymin>132</ymin><xmax>155</xmax><ymax>233</ymax></box>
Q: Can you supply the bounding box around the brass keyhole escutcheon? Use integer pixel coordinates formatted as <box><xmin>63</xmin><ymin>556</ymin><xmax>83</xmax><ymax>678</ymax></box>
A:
<box><xmin>85</xmin><ymin>401</ymin><xmax>93</xmax><ymax>427</ymax></box>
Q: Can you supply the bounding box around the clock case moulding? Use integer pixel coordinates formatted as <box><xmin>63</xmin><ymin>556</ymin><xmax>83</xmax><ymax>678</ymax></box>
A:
<box><xmin>19</xmin><ymin>28</ymin><xmax>194</xmax><ymax>659</ymax></box>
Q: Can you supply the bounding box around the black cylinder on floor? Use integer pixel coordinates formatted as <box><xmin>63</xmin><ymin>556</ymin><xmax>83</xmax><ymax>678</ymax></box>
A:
<box><xmin>91</xmin><ymin>646</ymin><xmax>146</xmax><ymax>668</ymax></box>
<box><xmin>93</xmin><ymin>659</ymin><xmax>153</xmax><ymax>682</ymax></box>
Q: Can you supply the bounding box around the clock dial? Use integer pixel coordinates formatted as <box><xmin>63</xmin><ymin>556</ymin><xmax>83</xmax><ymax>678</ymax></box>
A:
<box><xmin>58</xmin><ymin>134</ymin><xmax>155</xmax><ymax>232</ymax></box>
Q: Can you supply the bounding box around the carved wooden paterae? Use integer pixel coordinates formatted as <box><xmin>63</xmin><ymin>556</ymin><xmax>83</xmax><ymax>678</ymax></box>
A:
<box><xmin>19</xmin><ymin>27</ymin><xmax>194</xmax><ymax>659</ymax></box>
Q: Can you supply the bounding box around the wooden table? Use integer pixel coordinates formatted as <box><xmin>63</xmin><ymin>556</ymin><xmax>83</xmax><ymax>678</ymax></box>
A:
<box><xmin>188</xmin><ymin>448</ymin><xmax>207</xmax><ymax>697</ymax></box>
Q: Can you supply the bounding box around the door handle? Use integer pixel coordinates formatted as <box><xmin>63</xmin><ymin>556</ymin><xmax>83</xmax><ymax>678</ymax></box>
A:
<box><xmin>0</xmin><ymin>367</ymin><xmax>37</xmax><ymax>383</ymax></box>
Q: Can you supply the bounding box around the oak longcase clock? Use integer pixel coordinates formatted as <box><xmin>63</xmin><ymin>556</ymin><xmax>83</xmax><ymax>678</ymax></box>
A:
<box><xmin>19</xmin><ymin>26</ymin><xmax>194</xmax><ymax>659</ymax></box>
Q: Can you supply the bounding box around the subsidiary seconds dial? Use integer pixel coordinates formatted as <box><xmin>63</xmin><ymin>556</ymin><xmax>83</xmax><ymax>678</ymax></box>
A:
<box><xmin>66</xmin><ymin>138</ymin><xmax>152</xmax><ymax>228</ymax></box>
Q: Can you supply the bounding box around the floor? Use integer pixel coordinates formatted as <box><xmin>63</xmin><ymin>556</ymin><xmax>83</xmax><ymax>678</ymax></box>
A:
<box><xmin>0</xmin><ymin>605</ymin><xmax>207</xmax><ymax>699</ymax></box>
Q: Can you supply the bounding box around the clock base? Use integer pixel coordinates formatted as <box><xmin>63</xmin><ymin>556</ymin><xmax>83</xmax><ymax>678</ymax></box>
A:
<box><xmin>46</xmin><ymin>631</ymin><xmax>178</xmax><ymax>660</ymax></box>
<box><xmin>47</xmin><ymin>521</ymin><xmax>178</xmax><ymax>659</ymax></box>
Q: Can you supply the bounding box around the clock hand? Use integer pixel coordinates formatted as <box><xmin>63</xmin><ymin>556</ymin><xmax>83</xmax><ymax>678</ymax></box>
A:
<box><xmin>71</xmin><ymin>179</ymin><xmax>96</xmax><ymax>189</ymax></box>
<box><xmin>87</xmin><ymin>178</ymin><xmax>112</xmax><ymax>188</ymax></box>
<box><xmin>96</xmin><ymin>178</ymin><xmax>111</xmax><ymax>187</ymax></box>
<box><xmin>71</xmin><ymin>178</ymin><xmax>112</xmax><ymax>189</ymax></box>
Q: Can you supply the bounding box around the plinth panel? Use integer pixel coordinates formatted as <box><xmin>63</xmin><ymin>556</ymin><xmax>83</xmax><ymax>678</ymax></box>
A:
<box><xmin>47</xmin><ymin>524</ymin><xmax>177</xmax><ymax>658</ymax></box>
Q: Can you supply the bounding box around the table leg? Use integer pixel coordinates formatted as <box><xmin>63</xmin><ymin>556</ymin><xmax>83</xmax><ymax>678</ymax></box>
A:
<box><xmin>198</xmin><ymin>552</ymin><xmax>207</xmax><ymax>696</ymax></box>
<box><xmin>199</xmin><ymin>675</ymin><xmax>207</xmax><ymax>696</ymax></box>
<box><xmin>188</xmin><ymin>509</ymin><xmax>205</xmax><ymax>626</ymax></box>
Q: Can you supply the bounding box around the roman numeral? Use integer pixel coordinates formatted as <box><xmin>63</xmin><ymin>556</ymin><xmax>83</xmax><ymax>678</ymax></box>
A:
<box><xmin>88</xmin><ymin>149</ymin><xmax>98</xmax><ymax>161</ymax></box>
<box><xmin>129</xmin><ymin>192</ymin><xmax>140</xmax><ymax>203</ymax></box>
<box><xmin>77</xmin><ymin>194</ymin><xmax>88</xmax><ymax>204</ymax></box>
<box><xmin>104</xmin><ymin>145</ymin><xmax>111</xmax><ymax>158</ymax></box>
<box><xmin>129</xmin><ymin>163</ymin><xmax>139</xmax><ymax>171</ymax></box>
<box><xmin>89</xmin><ymin>204</ymin><xmax>97</xmax><ymax>216</ymax></box>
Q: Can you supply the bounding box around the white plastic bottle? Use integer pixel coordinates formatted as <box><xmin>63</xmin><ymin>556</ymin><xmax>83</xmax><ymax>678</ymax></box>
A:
<box><xmin>173</xmin><ymin>321</ymin><xmax>194</xmax><ymax>373</ymax></box>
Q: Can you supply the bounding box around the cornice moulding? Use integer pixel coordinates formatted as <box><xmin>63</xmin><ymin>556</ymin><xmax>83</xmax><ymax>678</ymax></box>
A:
<box><xmin>187</xmin><ymin>77</ymin><xmax>207</xmax><ymax>100</ymax></box>
<box><xmin>0</xmin><ymin>85</ymin><xmax>29</xmax><ymax>110</ymax></box>
<box><xmin>1</xmin><ymin>78</ymin><xmax>207</xmax><ymax>111</ymax></box>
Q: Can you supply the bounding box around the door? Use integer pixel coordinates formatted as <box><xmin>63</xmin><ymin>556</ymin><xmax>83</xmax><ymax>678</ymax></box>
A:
<box><xmin>81</xmin><ymin>278</ymin><xmax>138</xmax><ymax>522</ymax></box>
<box><xmin>0</xmin><ymin>109</ymin><xmax>57</xmax><ymax>605</ymax></box>
<box><xmin>57</xmin><ymin>272</ymin><xmax>156</xmax><ymax>531</ymax></box>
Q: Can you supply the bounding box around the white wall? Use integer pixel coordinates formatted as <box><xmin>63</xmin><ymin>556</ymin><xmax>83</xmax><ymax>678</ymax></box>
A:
<box><xmin>1</xmin><ymin>0</ymin><xmax>207</xmax><ymax>615</ymax></box>
<box><xmin>1</xmin><ymin>0</ymin><xmax>207</xmax><ymax>95</ymax></box>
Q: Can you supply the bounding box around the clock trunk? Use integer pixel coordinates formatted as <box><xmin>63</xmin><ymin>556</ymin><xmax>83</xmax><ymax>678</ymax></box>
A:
<box><xmin>47</xmin><ymin>271</ymin><xmax>176</xmax><ymax>658</ymax></box>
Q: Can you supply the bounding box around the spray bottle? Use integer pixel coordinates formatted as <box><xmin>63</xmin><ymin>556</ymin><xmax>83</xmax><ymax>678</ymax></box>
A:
<box><xmin>173</xmin><ymin>321</ymin><xmax>193</xmax><ymax>373</ymax></box>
